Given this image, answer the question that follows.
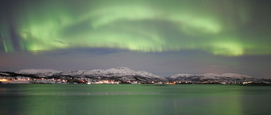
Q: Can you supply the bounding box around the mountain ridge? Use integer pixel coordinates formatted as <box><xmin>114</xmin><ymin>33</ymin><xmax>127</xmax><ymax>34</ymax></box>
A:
<box><xmin>16</xmin><ymin>67</ymin><xmax>167</xmax><ymax>81</ymax></box>
<box><xmin>1</xmin><ymin>67</ymin><xmax>269</xmax><ymax>84</ymax></box>
<box><xmin>16</xmin><ymin>67</ymin><xmax>253</xmax><ymax>79</ymax></box>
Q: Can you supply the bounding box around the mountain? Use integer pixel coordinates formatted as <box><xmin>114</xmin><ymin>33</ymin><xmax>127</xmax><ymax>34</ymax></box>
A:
<box><xmin>15</xmin><ymin>67</ymin><xmax>167</xmax><ymax>81</ymax></box>
<box><xmin>15</xmin><ymin>68</ymin><xmax>254</xmax><ymax>81</ymax></box>
<box><xmin>17</xmin><ymin>69</ymin><xmax>61</xmax><ymax>77</ymax></box>
<box><xmin>2</xmin><ymin>67</ymin><xmax>269</xmax><ymax>84</ymax></box>
<box><xmin>61</xmin><ymin>67</ymin><xmax>162</xmax><ymax>77</ymax></box>
<box><xmin>168</xmin><ymin>73</ymin><xmax>253</xmax><ymax>82</ymax></box>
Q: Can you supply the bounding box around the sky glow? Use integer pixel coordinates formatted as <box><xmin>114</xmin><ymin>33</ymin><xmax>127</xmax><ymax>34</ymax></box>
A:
<box><xmin>1</xmin><ymin>0</ymin><xmax>269</xmax><ymax>56</ymax></box>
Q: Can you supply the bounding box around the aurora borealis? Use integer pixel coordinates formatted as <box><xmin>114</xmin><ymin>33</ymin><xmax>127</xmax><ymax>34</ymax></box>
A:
<box><xmin>1</xmin><ymin>0</ymin><xmax>271</xmax><ymax>78</ymax></box>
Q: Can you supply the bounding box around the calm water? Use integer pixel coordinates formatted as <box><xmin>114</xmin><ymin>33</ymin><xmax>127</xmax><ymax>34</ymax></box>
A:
<box><xmin>0</xmin><ymin>84</ymin><xmax>271</xmax><ymax>115</ymax></box>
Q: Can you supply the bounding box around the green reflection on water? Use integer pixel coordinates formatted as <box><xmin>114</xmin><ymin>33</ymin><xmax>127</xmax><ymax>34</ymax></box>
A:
<box><xmin>158</xmin><ymin>85</ymin><xmax>245</xmax><ymax>115</ymax></box>
<box><xmin>1</xmin><ymin>84</ymin><xmax>271</xmax><ymax>115</ymax></box>
<box><xmin>20</xmin><ymin>84</ymin><xmax>166</xmax><ymax>115</ymax></box>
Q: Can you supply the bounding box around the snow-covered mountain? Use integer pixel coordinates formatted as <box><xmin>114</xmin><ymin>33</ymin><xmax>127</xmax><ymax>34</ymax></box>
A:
<box><xmin>17</xmin><ymin>69</ymin><xmax>61</xmax><ymax>77</ymax></box>
<box><xmin>168</xmin><ymin>73</ymin><xmax>253</xmax><ymax>81</ymax></box>
<box><xmin>15</xmin><ymin>67</ymin><xmax>253</xmax><ymax>82</ymax></box>
<box><xmin>60</xmin><ymin>67</ymin><xmax>167</xmax><ymax>80</ymax></box>
<box><xmin>16</xmin><ymin>67</ymin><xmax>167</xmax><ymax>81</ymax></box>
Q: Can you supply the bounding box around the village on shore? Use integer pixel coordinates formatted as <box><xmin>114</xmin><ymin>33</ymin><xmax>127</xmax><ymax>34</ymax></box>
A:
<box><xmin>1</xmin><ymin>75</ymin><xmax>270</xmax><ymax>85</ymax></box>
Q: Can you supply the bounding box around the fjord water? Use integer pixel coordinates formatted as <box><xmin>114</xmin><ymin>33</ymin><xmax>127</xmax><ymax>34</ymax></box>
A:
<box><xmin>1</xmin><ymin>84</ymin><xmax>271</xmax><ymax>115</ymax></box>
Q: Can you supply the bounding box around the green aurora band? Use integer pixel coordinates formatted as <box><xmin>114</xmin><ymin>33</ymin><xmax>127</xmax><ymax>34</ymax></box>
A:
<box><xmin>1</xmin><ymin>0</ymin><xmax>270</xmax><ymax>56</ymax></box>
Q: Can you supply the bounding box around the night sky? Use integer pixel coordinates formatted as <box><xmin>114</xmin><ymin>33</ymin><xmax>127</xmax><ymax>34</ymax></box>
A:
<box><xmin>1</xmin><ymin>0</ymin><xmax>271</xmax><ymax>78</ymax></box>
